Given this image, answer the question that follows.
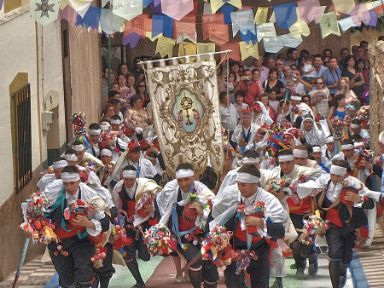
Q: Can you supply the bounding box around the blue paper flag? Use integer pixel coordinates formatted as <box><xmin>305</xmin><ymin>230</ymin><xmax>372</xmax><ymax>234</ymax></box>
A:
<box><xmin>152</xmin><ymin>14</ymin><xmax>174</xmax><ymax>38</ymax></box>
<box><xmin>273</xmin><ymin>3</ymin><xmax>297</xmax><ymax>30</ymax></box>
<box><xmin>123</xmin><ymin>32</ymin><xmax>141</xmax><ymax>48</ymax></box>
<box><xmin>0</xmin><ymin>0</ymin><xmax>3</xmax><ymax>10</ymax></box>
<box><xmin>221</xmin><ymin>4</ymin><xmax>235</xmax><ymax>24</ymax></box>
<box><xmin>144</xmin><ymin>0</ymin><xmax>153</xmax><ymax>8</ymax></box>
<box><xmin>76</xmin><ymin>7</ymin><xmax>101</xmax><ymax>29</ymax></box>
<box><xmin>240</xmin><ymin>31</ymin><xmax>257</xmax><ymax>44</ymax></box>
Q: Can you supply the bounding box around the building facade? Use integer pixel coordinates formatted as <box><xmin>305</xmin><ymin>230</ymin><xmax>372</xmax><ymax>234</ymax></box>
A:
<box><xmin>0</xmin><ymin>2</ymin><xmax>102</xmax><ymax>280</ymax></box>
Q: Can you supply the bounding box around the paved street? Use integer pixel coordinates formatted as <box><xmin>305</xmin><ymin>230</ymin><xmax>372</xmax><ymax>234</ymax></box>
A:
<box><xmin>9</xmin><ymin>224</ymin><xmax>384</xmax><ymax>288</ymax></box>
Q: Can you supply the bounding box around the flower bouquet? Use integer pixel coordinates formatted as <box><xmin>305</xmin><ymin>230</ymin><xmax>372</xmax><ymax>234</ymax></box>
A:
<box><xmin>143</xmin><ymin>224</ymin><xmax>177</xmax><ymax>256</ymax></box>
<box><xmin>20</xmin><ymin>192</ymin><xmax>57</xmax><ymax>244</ymax></box>
<box><xmin>201</xmin><ymin>226</ymin><xmax>235</xmax><ymax>267</ymax></box>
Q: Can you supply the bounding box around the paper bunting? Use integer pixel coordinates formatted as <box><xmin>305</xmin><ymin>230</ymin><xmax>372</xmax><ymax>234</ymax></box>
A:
<box><xmin>220</xmin><ymin>42</ymin><xmax>240</xmax><ymax>61</ymax></box>
<box><xmin>100</xmin><ymin>8</ymin><xmax>123</xmax><ymax>34</ymax></box>
<box><xmin>68</xmin><ymin>0</ymin><xmax>92</xmax><ymax>18</ymax></box>
<box><xmin>124</xmin><ymin>14</ymin><xmax>151</xmax><ymax>37</ymax></box>
<box><xmin>239</xmin><ymin>42</ymin><xmax>259</xmax><ymax>61</ymax></box>
<box><xmin>367</xmin><ymin>11</ymin><xmax>378</xmax><ymax>27</ymax></box>
<box><xmin>113</xmin><ymin>0</ymin><xmax>143</xmax><ymax>21</ymax></box>
<box><xmin>338</xmin><ymin>17</ymin><xmax>360</xmax><ymax>32</ymax></box>
<box><xmin>152</xmin><ymin>14</ymin><xmax>174</xmax><ymax>38</ymax></box>
<box><xmin>101</xmin><ymin>0</ymin><xmax>109</xmax><ymax>7</ymax></box>
<box><xmin>319</xmin><ymin>12</ymin><xmax>340</xmax><ymax>39</ymax></box>
<box><xmin>123</xmin><ymin>32</ymin><xmax>141</xmax><ymax>48</ymax></box>
<box><xmin>202</xmin><ymin>14</ymin><xmax>225</xmax><ymax>39</ymax></box>
<box><xmin>263</xmin><ymin>37</ymin><xmax>284</xmax><ymax>53</ymax></box>
<box><xmin>60</xmin><ymin>5</ymin><xmax>78</xmax><ymax>25</ymax></box>
<box><xmin>289</xmin><ymin>20</ymin><xmax>310</xmax><ymax>37</ymax></box>
<box><xmin>144</xmin><ymin>0</ymin><xmax>154</xmax><ymax>8</ymax></box>
<box><xmin>178</xmin><ymin>42</ymin><xmax>197</xmax><ymax>57</ymax></box>
<box><xmin>231</xmin><ymin>9</ymin><xmax>255</xmax><ymax>37</ymax></box>
<box><xmin>278</xmin><ymin>33</ymin><xmax>303</xmax><ymax>48</ymax></box>
<box><xmin>297</xmin><ymin>0</ymin><xmax>321</xmax><ymax>23</ymax></box>
<box><xmin>175</xmin><ymin>21</ymin><xmax>197</xmax><ymax>43</ymax></box>
<box><xmin>269</xmin><ymin>11</ymin><xmax>276</xmax><ymax>23</ymax></box>
<box><xmin>333</xmin><ymin>0</ymin><xmax>355</xmax><ymax>15</ymax></box>
<box><xmin>197</xmin><ymin>43</ymin><xmax>216</xmax><ymax>55</ymax></box>
<box><xmin>60</xmin><ymin>0</ymin><xmax>69</xmax><ymax>9</ymax></box>
<box><xmin>161</xmin><ymin>0</ymin><xmax>193</xmax><ymax>21</ymax></box>
<box><xmin>197</xmin><ymin>43</ymin><xmax>216</xmax><ymax>61</ymax></box>
<box><xmin>155</xmin><ymin>36</ymin><xmax>175</xmax><ymax>58</ymax></box>
<box><xmin>256</xmin><ymin>22</ymin><xmax>276</xmax><ymax>41</ymax></box>
<box><xmin>350</xmin><ymin>3</ymin><xmax>370</xmax><ymax>25</ymax></box>
<box><xmin>221</xmin><ymin>4</ymin><xmax>235</xmax><ymax>24</ymax></box>
<box><xmin>203</xmin><ymin>2</ymin><xmax>212</xmax><ymax>14</ymax></box>
<box><xmin>314</xmin><ymin>7</ymin><xmax>327</xmax><ymax>24</ymax></box>
<box><xmin>210</xmin><ymin>0</ymin><xmax>242</xmax><ymax>14</ymax></box>
<box><xmin>273</xmin><ymin>3</ymin><xmax>297</xmax><ymax>30</ymax></box>
<box><xmin>240</xmin><ymin>31</ymin><xmax>257</xmax><ymax>44</ymax></box>
<box><xmin>76</xmin><ymin>6</ymin><xmax>100</xmax><ymax>29</ymax></box>
<box><xmin>254</xmin><ymin>7</ymin><xmax>269</xmax><ymax>24</ymax></box>
<box><xmin>207</xmin><ymin>24</ymin><xmax>230</xmax><ymax>47</ymax></box>
<box><xmin>30</xmin><ymin>0</ymin><xmax>59</xmax><ymax>26</ymax></box>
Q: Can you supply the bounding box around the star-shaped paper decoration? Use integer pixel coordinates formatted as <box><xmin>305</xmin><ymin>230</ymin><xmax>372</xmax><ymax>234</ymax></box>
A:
<box><xmin>35</xmin><ymin>0</ymin><xmax>55</xmax><ymax>18</ymax></box>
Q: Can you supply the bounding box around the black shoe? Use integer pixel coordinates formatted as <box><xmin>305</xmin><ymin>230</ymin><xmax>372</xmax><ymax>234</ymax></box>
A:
<box><xmin>339</xmin><ymin>273</ymin><xmax>347</xmax><ymax>288</ymax></box>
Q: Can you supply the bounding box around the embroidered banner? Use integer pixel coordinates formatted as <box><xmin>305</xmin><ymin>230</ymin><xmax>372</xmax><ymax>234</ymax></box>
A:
<box><xmin>141</xmin><ymin>56</ymin><xmax>224</xmax><ymax>177</ymax></box>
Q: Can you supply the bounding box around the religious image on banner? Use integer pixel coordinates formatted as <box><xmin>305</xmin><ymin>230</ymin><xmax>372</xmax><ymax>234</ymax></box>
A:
<box><xmin>140</xmin><ymin>55</ymin><xmax>224</xmax><ymax>177</ymax></box>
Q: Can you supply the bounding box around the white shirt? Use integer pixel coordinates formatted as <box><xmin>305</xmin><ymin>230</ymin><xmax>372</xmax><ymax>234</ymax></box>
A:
<box><xmin>242</xmin><ymin>192</ymin><xmax>258</xmax><ymax>208</ymax></box>
<box><xmin>220</xmin><ymin>103</ymin><xmax>238</xmax><ymax>132</ymax></box>
<box><xmin>125</xmin><ymin>182</ymin><xmax>137</xmax><ymax>199</ymax></box>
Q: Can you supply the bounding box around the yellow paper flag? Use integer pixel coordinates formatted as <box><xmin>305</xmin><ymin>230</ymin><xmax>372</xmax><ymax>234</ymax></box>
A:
<box><xmin>333</xmin><ymin>0</ymin><xmax>355</xmax><ymax>14</ymax></box>
<box><xmin>178</xmin><ymin>42</ymin><xmax>197</xmax><ymax>57</ymax></box>
<box><xmin>289</xmin><ymin>20</ymin><xmax>311</xmax><ymax>37</ymax></box>
<box><xmin>60</xmin><ymin>0</ymin><xmax>69</xmax><ymax>9</ymax></box>
<box><xmin>254</xmin><ymin>7</ymin><xmax>269</xmax><ymax>24</ymax></box>
<box><xmin>210</xmin><ymin>0</ymin><xmax>242</xmax><ymax>14</ymax></box>
<box><xmin>239</xmin><ymin>42</ymin><xmax>259</xmax><ymax>61</ymax></box>
<box><xmin>197</xmin><ymin>43</ymin><xmax>216</xmax><ymax>61</ymax></box>
<box><xmin>269</xmin><ymin>11</ymin><xmax>276</xmax><ymax>23</ymax></box>
<box><xmin>155</xmin><ymin>37</ymin><xmax>175</xmax><ymax>58</ymax></box>
<box><xmin>319</xmin><ymin>12</ymin><xmax>340</xmax><ymax>39</ymax></box>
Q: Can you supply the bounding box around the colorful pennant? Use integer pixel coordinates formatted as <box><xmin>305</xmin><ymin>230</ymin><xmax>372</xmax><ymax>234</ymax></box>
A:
<box><xmin>155</xmin><ymin>36</ymin><xmax>175</xmax><ymax>58</ymax></box>
<box><xmin>161</xmin><ymin>0</ymin><xmax>194</xmax><ymax>21</ymax></box>
<box><xmin>231</xmin><ymin>9</ymin><xmax>255</xmax><ymax>37</ymax></box>
<box><xmin>210</xmin><ymin>0</ymin><xmax>242</xmax><ymax>14</ymax></box>
<box><xmin>239</xmin><ymin>42</ymin><xmax>259</xmax><ymax>61</ymax></box>
<box><xmin>113</xmin><ymin>0</ymin><xmax>143</xmax><ymax>21</ymax></box>
<box><xmin>273</xmin><ymin>2</ymin><xmax>297</xmax><ymax>30</ymax></box>
<box><xmin>254</xmin><ymin>7</ymin><xmax>269</xmax><ymax>24</ymax></box>
<box><xmin>319</xmin><ymin>12</ymin><xmax>340</xmax><ymax>39</ymax></box>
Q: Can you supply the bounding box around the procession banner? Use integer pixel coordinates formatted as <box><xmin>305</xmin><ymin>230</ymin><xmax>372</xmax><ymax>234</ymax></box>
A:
<box><xmin>141</xmin><ymin>55</ymin><xmax>224</xmax><ymax>177</ymax></box>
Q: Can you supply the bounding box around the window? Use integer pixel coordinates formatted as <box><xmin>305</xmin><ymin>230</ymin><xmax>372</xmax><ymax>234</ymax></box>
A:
<box><xmin>11</xmin><ymin>83</ymin><xmax>32</xmax><ymax>192</ymax></box>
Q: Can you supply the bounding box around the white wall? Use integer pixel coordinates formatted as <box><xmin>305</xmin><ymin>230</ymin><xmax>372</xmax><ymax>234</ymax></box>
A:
<box><xmin>0</xmin><ymin>12</ymin><xmax>66</xmax><ymax>206</ymax></box>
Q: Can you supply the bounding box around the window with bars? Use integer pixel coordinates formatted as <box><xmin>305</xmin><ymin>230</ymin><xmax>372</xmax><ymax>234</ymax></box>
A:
<box><xmin>11</xmin><ymin>84</ymin><xmax>32</xmax><ymax>192</ymax></box>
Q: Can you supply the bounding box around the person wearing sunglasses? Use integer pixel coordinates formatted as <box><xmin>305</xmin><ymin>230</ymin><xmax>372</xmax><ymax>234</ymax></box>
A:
<box><xmin>308</xmin><ymin>77</ymin><xmax>330</xmax><ymax>119</ymax></box>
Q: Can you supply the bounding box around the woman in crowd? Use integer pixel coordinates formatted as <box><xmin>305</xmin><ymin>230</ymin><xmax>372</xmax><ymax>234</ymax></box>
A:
<box><xmin>263</xmin><ymin>68</ymin><xmax>285</xmax><ymax>101</ymax></box>
<box><xmin>125</xmin><ymin>95</ymin><xmax>150</xmax><ymax>130</ymax></box>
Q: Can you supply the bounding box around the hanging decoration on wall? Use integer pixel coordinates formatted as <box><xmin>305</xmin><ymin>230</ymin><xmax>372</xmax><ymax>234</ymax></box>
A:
<box><xmin>319</xmin><ymin>12</ymin><xmax>341</xmax><ymax>39</ymax></box>
<box><xmin>113</xmin><ymin>0</ymin><xmax>143</xmax><ymax>21</ymax></box>
<box><xmin>17</xmin><ymin>0</ymin><xmax>384</xmax><ymax>55</ymax></box>
<box><xmin>30</xmin><ymin>0</ymin><xmax>59</xmax><ymax>25</ymax></box>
